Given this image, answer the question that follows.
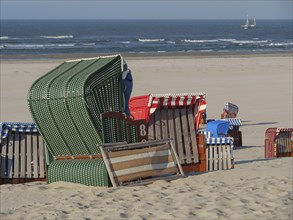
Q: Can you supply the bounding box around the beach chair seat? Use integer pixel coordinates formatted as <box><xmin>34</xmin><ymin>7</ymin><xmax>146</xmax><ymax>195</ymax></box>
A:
<box><xmin>28</xmin><ymin>55</ymin><xmax>128</xmax><ymax>186</ymax></box>
<box><xmin>265</xmin><ymin>128</ymin><xmax>293</xmax><ymax>158</ymax></box>
<box><xmin>0</xmin><ymin>122</ymin><xmax>45</xmax><ymax>184</ymax></box>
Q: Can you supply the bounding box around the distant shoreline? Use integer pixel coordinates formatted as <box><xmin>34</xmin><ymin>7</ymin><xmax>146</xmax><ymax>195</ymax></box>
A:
<box><xmin>1</xmin><ymin>50</ymin><xmax>292</xmax><ymax>61</ymax></box>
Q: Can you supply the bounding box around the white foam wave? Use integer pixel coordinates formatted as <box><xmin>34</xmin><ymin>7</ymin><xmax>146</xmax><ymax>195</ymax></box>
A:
<box><xmin>218</xmin><ymin>39</ymin><xmax>237</xmax><ymax>42</ymax></box>
<box><xmin>182</xmin><ymin>39</ymin><xmax>219</xmax><ymax>43</ymax></box>
<box><xmin>267</xmin><ymin>42</ymin><xmax>293</xmax><ymax>46</ymax></box>
<box><xmin>120</xmin><ymin>41</ymin><xmax>130</xmax><ymax>44</ymax></box>
<box><xmin>0</xmin><ymin>36</ymin><xmax>9</xmax><ymax>40</ymax></box>
<box><xmin>166</xmin><ymin>41</ymin><xmax>176</xmax><ymax>44</ymax></box>
<box><xmin>232</xmin><ymin>40</ymin><xmax>269</xmax><ymax>44</ymax></box>
<box><xmin>82</xmin><ymin>43</ymin><xmax>96</xmax><ymax>46</ymax></box>
<box><xmin>40</xmin><ymin>35</ymin><xmax>73</xmax><ymax>39</ymax></box>
<box><xmin>2</xmin><ymin>43</ymin><xmax>75</xmax><ymax>49</ymax></box>
<box><xmin>138</xmin><ymin>38</ymin><xmax>165</xmax><ymax>42</ymax></box>
<box><xmin>199</xmin><ymin>49</ymin><xmax>214</xmax><ymax>52</ymax></box>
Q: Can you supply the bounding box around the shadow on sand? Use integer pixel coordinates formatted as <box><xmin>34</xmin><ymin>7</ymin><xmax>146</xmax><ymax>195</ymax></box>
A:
<box><xmin>235</xmin><ymin>158</ymin><xmax>274</xmax><ymax>165</ymax></box>
<box><xmin>241</xmin><ymin>121</ymin><xmax>277</xmax><ymax>126</ymax></box>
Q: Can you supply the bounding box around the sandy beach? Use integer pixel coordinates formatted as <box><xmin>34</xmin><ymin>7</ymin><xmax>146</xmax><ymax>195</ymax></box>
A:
<box><xmin>0</xmin><ymin>52</ymin><xmax>292</xmax><ymax>219</ymax></box>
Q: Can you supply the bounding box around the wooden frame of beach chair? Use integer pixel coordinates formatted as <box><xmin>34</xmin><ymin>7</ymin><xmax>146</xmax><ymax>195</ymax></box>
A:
<box><xmin>99</xmin><ymin>139</ymin><xmax>184</xmax><ymax>187</ymax></box>
<box><xmin>101</xmin><ymin>112</ymin><xmax>208</xmax><ymax>173</ymax></box>
<box><xmin>205</xmin><ymin>137</ymin><xmax>234</xmax><ymax>171</ymax></box>
<box><xmin>221</xmin><ymin>118</ymin><xmax>243</xmax><ymax>147</ymax></box>
<box><xmin>0</xmin><ymin>123</ymin><xmax>46</xmax><ymax>184</ymax></box>
<box><xmin>264</xmin><ymin>128</ymin><xmax>293</xmax><ymax>158</ymax></box>
<box><xmin>129</xmin><ymin>93</ymin><xmax>207</xmax><ymax>166</ymax></box>
<box><xmin>27</xmin><ymin>55</ymin><xmax>127</xmax><ymax>186</ymax></box>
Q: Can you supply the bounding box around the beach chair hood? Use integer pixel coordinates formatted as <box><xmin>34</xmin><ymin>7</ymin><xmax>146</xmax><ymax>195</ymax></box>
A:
<box><xmin>206</xmin><ymin>120</ymin><xmax>230</xmax><ymax>137</ymax></box>
<box><xmin>27</xmin><ymin>55</ymin><xmax>127</xmax><ymax>157</ymax></box>
<box><xmin>129</xmin><ymin>93</ymin><xmax>206</xmax><ymax>131</ymax></box>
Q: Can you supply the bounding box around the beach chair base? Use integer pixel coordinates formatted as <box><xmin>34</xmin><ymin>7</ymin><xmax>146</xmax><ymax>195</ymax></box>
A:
<box><xmin>228</xmin><ymin>130</ymin><xmax>242</xmax><ymax>147</ymax></box>
<box><xmin>47</xmin><ymin>159</ymin><xmax>109</xmax><ymax>187</ymax></box>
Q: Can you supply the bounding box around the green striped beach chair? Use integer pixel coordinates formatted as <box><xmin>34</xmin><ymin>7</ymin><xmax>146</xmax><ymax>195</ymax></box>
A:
<box><xmin>28</xmin><ymin>55</ymin><xmax>126</xmax><ymax>186</ymax></box>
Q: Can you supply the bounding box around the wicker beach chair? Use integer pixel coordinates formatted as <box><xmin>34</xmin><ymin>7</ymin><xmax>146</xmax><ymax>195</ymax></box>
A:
<box><xmin>221</xmin><ymin>102</ymin><xmax>239</xmax><ymax>118</ymax></box>
<box><xmin>28</xmin><ymin>55</ymin><xmax>129</xmax><ymax>186</ymax></box>
<box><xmin>0</xmin><ymin>122</ymin><xmax>45</xmax><ymax>184</ymax></box>
<box><xmin>264</xmin><ymin>128</ymin><xmax>293</xmax><ymax>158</ymax></box>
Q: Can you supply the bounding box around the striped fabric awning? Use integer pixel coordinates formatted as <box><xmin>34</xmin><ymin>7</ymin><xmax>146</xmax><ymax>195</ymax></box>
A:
<box><xmin>276</xmin><ymin>128</ymin><xmax>293</xmax><ymax>136</ymax></box>
<box><xmin>129</xmin><ymin>93</ymin><xmax>206</xmax><ymax>130</ymax></box>
<box><xmin>0</xmin><ymin>122</ymin><xmax>38</xmax><ymax>141</ymax></box>
<box><xmin>206</xmin><ymin>137</ymin><xmax>234</xmax><ymax>146</ymax></box>
<box><xmin>221</xmin><ymin>118</ymin><xmax>242</xmax><ymax>129</ymax></box>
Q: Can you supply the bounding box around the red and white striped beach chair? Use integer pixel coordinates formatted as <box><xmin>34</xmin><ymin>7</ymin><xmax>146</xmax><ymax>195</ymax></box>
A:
<box><xmin>130</xmin><ymin>93</ymin><xmax>207</xmax><ymax>166</ymax></box>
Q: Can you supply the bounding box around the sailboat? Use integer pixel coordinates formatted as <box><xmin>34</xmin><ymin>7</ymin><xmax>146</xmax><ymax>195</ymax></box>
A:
<box><xmin>249</xmin><ymin>17</ymin><xmax>256</xmax><ymax>28</ymax></box>
<box><xmin>242</xmin><ymin>15</ymin><xmax>249</xmax><ymax>29</ymax></box>
<box><xmin>241</xmin><ymin>15</ymin><xmax>256</xmax><ymax>29</ymax></box>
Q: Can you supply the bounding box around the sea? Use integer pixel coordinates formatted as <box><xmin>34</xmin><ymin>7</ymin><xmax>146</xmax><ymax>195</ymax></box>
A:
<box><xmin>0</xmin><ymin>19</ymin><xmax>292</xmax><ymax>56</ymax></box>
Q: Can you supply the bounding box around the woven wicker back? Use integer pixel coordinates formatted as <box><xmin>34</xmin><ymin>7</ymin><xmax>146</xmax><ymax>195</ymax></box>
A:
<box><xmin>28</xmin><ymin>55</ymin><xmax>124</xmax><ymax>157</ymax></box>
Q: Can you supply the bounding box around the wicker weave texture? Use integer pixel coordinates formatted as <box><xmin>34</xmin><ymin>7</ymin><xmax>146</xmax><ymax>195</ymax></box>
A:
<box><xmin>47</xmin><ymin>159</ymin><xmax>109</xmax><ymax>186</ymax></box>
<box><xmin>28</xmin><ymin>55</ymin><xmax>124</xmax><ymax>157</ymax></box>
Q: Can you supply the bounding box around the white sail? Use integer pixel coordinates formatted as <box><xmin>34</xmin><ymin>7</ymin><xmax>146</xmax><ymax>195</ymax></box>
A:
<box><xmin>242</xmin><ymin>15</ymin><xmax>256</xmax><ymax>29</ymax></box>
<box><xmin>251</xmin><ymin>17</ymin><xmax>256</xmax><ymax>27</ymax></box>
<box><xmin>242</xmin><ymin>15</ymin><xmax>249</xmax><ymax>29</ymax></box>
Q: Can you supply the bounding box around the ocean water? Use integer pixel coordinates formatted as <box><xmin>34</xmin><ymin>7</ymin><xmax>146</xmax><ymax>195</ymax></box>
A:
<box><xmin>0</xmin><ymin>19</ymin><xmax>292</xmax><ymax>55</ymax></box>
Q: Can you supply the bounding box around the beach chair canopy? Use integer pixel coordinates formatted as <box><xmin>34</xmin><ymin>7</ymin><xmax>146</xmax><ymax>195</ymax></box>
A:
<box><xmin>28</xmin><ymin>55</ymin><xmax>128</xmax><ymax>158</ymax></box>
<box><xmin>222</xmin><ymin>102</ymin><xmax>239</xmax><ymax>118</ymax></box>
<box><xmin>129</xmin><ymin>93</ymin><xmax>206</xmax><ymax>131</ymax></box>
<box><xmin>206</xmin><ymin>120</ymin><xmax>230</xmax><ymax>137</ymax></box>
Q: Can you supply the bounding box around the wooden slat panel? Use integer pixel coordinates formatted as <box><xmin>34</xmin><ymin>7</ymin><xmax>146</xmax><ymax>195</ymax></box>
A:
<box><xmin>32</xmin><ymin>134</ymin><xmax>39</xmax><ymax>178</ymax></box>
<box><xmin>13</xmin><ymin>132</ymin><xmax>20</xmax><ymax>178</ymax></box>
<box><xmin>148</xmin><ymin>113</ymin><xmax>155</xmax><ymax>140</ymax></box>
<box><xmin>208</xmin><ymin>145</ymin><xmax>213</xmax><ymax>170</ymax></box>
<box><xmin>218</xmin><ymin>145</ymin><xmax>223</xmax><ymax>170</ymax></box>
<box><xmin>187</xmin><ymin>107</ymin><xmax>198</xmax><ymax>163</ymax></box>
<box><xmin>108</xmin><ymin>144</ymin><xmax>170</xmax><ymax>158</ymax></box>
<box><xmin>1</xmin><ymin>134</ymin><xmax>8</xmax><ymax>178</ymax></box>
<box><xmin>160</xmin><ymin>109</ymin><xmax>169</xmax><ymax>139</ymax></box>
<box><xmin>111</xmin><ymin>155</ymin><xmax>174</xmax><ymax>171</ymax></box>
<box><xmin>180</xmin><ymin>108</ymin><xmax>192</xmax><ymax>164</ymax></box>
<box><xmin>213</xmin><ymin>145</ymin><xmax>218</xmax><ymax>171</ymax></box>
<box><xmin>167</xmin><ymin>108</ymin><xmax>177</xmax><ymax>156</ymax></box>
<box><xmin>116</xmin><ymin>167</ymin><xmax>178</xmax><ymax>183</ymax></box>
<box><xmin>38</xmin><ymin>135</ymin><xmax>45</xmax><ymax>178</ymax></box>
<box><xmin>174</xmin><ymin>109</ymin><xmax>184</xmax><ymax>163</ymax></box>
<box><xmin>26</xmin><ymin>134</ymin><xmax>32</xmax><ymax>178</ymax></box>
<box><xmin>223</xmin><ymin>145</ymin><xmax>227</xmax><ymax>170</ymax></box>
<box><xmin>19</xmin><ymin>133</ymin><xmax>26</xmax><ymax>178</ymax></box>
<box><xmin>226</xmin><ymin>145</ymin><xmax>232</xmax><ymax>169</ymax></box>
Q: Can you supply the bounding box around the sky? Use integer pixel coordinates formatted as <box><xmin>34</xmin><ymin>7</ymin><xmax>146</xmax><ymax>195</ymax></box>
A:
<box><xmin>0</xmin><ymin>1</ymin><xmax>292</xmax><ymax>20</ymax></box>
